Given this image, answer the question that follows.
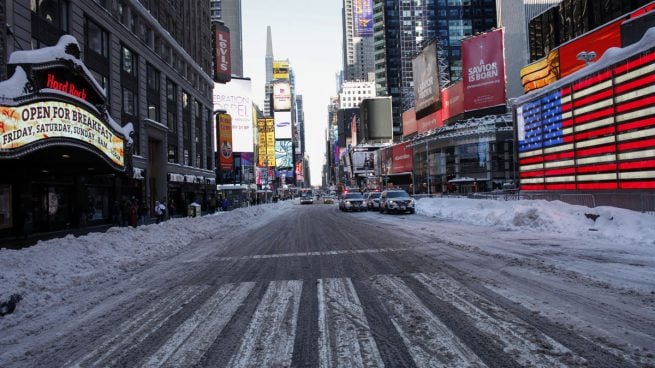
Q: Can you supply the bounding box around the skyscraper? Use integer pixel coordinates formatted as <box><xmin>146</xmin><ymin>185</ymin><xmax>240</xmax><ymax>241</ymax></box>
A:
<box><xmin>209</xmin><ymin>0</ymin><xmax>243</xmax><ymax>77</ymax></box>
<box><xmin>343</xmin><ymin>0</ymin><xmax>376</xmax><ymax>82</ymax></box>
<box><xmin>264</xmin><ymin>26</ymin><xmax>274</xmax><ymax>116</ymax></box>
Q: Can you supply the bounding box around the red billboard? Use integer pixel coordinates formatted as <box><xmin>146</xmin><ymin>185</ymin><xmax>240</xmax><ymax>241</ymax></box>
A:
<box><xmin>217</xmin><ymin>113</ymin><xmax>233</xmax><ymax>171</ymax></box>
<box><xmin>212</xmin><ymin>23</ymin><xmax>231</xmax><ymax>84</ymax></box>
<box><xmin>559</xmin><ymin>19</ymin><xmax>622</xmax><ymax>78</ymax></box>
<box><xmin>441</xmin><ymin>81</ymin><xmax>464</xmax><ymax>122</ymax></box>
<box><xmin>381</xmin><ymin>142</ymin><xmax>413</xmax><ymax>174</ymax></box>
<box><xmin>402</xmin><ymin>107</ymin><xmax>417</xmax><ymax>137</ymax></box>
<box><xmin>417</xmin><ymin>110</ymin><xmax>442</xmax><ymax>134</ymax></box>
<box><xmin>462</xmin><ymin>28</ymin><xmax>506</xmax><ymax>112</ymax></box>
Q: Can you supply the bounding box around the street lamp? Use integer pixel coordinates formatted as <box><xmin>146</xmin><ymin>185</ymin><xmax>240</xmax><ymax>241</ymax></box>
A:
<box><xmin>576</xmin><ymin>50</ymin><xmax>597</xmax><ymax>66</ymax></box>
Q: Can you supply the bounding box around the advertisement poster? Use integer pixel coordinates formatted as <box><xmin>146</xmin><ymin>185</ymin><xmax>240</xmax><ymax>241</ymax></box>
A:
<box><xmin>462</xmin><ymin>28</ymin><xmax>506</xmax><ymax>112</ymax></box>
<box><xmin>274</xmin><ymin>111</ymin><xmax>292</xmax><ymax>139</ymax></box>
<box><xmin>441</xmin><ymin>81</ymin><xmax>464</xmax><ymax>122</ymax></box>
<box><xmin>275</xmin><ymin>140</ymin><xmax>293</xmax><ymax>168</ymax></box>
<box><xmin>402</xmin><ymin>107</ymin><xmax>417</xmax><ymax>137</ymax></box>
<box><xmin>353</xmin><ymin>0</ymin><xmax>373</xmax><ymax>37</ymax></box>
<box><xmin>381</xmin><ymin>142</ymin><xmax>413</xmax><ymax>174</ymax></box>
<box><xmin>412</xmin><ymin>42</ymin><xmax>440</xmax><ymax>115</ymax></box>
<box><xmin>273</xmin><ymin>81</ymin><xmax>291</xmax><ymax>111</ymax></box>
<box><xmin>212</xmin><ymin>22</ymin><xmax>231</xmax><ymax>83</ymax></box>
<box><xmin>213</xmin><ymin>78</ymin><xmax>254</xmax><ymax>153</ymax></box>
<box><xmin>257</xmin><ymin>118</ymin><xmax>275</xmax><ymax>167</ymax></box>
<box><xmin>217</xmin><ymin>113</ymin><xmax>233</xmax><ymax>171</ymax></box>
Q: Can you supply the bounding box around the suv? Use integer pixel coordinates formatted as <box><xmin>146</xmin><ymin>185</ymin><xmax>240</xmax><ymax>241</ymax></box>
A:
<box><xmin>339</xmin><ymin>192</ymin><xmax>367</xmax><ymax>212</ymax></box>
<box><xmin>379</xmin><ymin>190</ymin><xmax>415</xmax><ymax>214</ymax></box>
<box><xmin>365</xmin><ymin>192</ymin><xmax>381</xmax><ymax>211</ymax></box>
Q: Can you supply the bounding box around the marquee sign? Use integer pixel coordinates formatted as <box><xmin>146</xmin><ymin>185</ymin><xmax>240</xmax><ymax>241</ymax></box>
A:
<box><xmin>0</xmin><ymin>101</ymin><xmax>125</xmax><ymax>167</ymax></box>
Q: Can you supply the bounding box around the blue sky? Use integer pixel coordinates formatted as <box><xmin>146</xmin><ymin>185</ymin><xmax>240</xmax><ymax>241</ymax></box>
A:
<box><xmin>241</xmin><ymin>0</ymin><xmax>343</xmax><ymax>186</ymax></box>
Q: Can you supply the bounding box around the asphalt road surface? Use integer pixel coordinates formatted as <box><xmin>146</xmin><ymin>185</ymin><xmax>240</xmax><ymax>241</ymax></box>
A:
<box><xmin>11</xmin><ymin>202</ymin><xmax>655</xmax><ymax>367</ymax></box>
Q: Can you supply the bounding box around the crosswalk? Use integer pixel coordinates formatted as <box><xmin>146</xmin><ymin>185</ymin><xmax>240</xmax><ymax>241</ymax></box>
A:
<box><xmin>66</xmin><ymin>272</ymin><xmax>597</xmax><ymax>368</ymax></box>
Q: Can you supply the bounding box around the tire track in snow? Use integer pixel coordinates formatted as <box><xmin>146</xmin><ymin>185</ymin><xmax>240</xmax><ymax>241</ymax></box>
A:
<box><xmin>66</xmin><ymin>285</ymin><xmax>207</xmax><ymax>368</ymax></box>
<box><xmin>226</xmin><ymin>279</ymin><xmax>303</xmax><ymax>368</ymax></box>
<box><xmin>144</xmin><ymin>282</ymin><xmax>255</xmax><ymax>367</ymax></box>
<box><xmin>318</xmin><ymin>278</ymin><xmax>384</xmax><ymax>368</ymax></box>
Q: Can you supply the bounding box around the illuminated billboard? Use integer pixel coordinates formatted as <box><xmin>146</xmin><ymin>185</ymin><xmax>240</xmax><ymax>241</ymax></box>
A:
<box><xmin>0</xmin><ymin>100</ymin><xmax>126</xmax><ymax>167</ymax></box>
<box><xmin>217</xmin><ymin>113</ymin><xmax>233</xmax><ymax>171</ymax></box>
<box><xmin>273</xmin><ymin>61</ymin><xmax>289</xmax><ymax>80</ymax></box>
<box><xmin>520</xmin><ymin>50</ymin><xmax>559</xmax><ymax>93</ymax></box>
<box><xmin>412</xmin><ymin>41</ymin><xmax>440</xmax><ymax>116</ymax></box>
<box><xmin>558</xmin><ymin>20</ymin><xmax>622</xmax><ymax>78</ymax></box>
<box><xmin>273</xmin><ymin>81</ymin><xmax>291</xmax><ymax>111</ymax></box>
<box><xmin>515</xmin><ymin>33</ymin><xmax>655</xmax><ymax>191</ymax></box>
<box><xmin>402</xmin><ymin>107</ymin><xmax>417</xmax><ymax>137</ymax></box>
<box><xmin>257</xmin><ymin>118</ymin><xmax>275</xmax><ymax>167</ymax></box>
<box><xmin>353</xmin><ymin>0</ymin><xmax>373</xmax><ymax>37</ymax></box>
<box><xmin>441</xmin><ymin>81</ymin><xmax>464</xmax><ymax>122</ymax></box>
<box><xmin>213</xmin><ymin>77</ymin><xmax>254</xmax><ymax>153</ymax></box>
<box><xmin>462</xmin><ymin>29</ymin><xmax>506</xmax><ymax>112</ymax></box>
<box><xmin>275</xmin><ymin>139</ymin><xmax>293</xmax><ymax>168</ymax></box>
<box><xmin>273</xmin><ymin>111</ymin><xmax>292</xmax><ymax>139</ymax></box>
<box><xmin>212</xmin><ymin>22</ymin><xmax>231</xmax><ymax>84</ymax></box>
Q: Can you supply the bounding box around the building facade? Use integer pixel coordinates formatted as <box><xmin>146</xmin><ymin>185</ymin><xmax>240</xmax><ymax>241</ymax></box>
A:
<box><xmin>0</xmin><ymin>0</ymin><xmax>216</xmax><ymax>237</ymax></box>
<box><xmin>210</xmin><ymin>0</ymin><xmax>243</xmax><ymax>77</ymax></box>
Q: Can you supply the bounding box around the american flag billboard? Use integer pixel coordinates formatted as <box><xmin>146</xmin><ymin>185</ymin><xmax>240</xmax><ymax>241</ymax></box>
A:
<box><xmin>516</xmin><ymin>36</ymin><xmax>655</xmax><ymax>191</ymax></box>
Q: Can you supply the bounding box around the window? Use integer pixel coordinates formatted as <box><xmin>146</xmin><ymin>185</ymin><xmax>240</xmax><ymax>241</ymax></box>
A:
<box><xmin>146</xmin><ymin>63</ymin><xmax>159</xmax><ymax>91</ymax></box>
<box><xmin>122</xmin><ymin>88</ymin><xmax>136</xmax><ymax>115</ymax></box>
<box><xmin>121</xmin><ymin>45</ymin><xmax>137</xmax><ymax>77</ymax></box>
<box><xmin>148</xmin><ymin>102</ymin><xmax>159</xmax><ymax>121</ymax></box>
<box><xmin>166</xmin><ymin>79</ymin><xmax>177</xmax><ymax>102</ymax></box>
<box><xmin>168</xmin><ymin>144</ymin><xmax>177</xmax><ymax>163</ymax></box>
<box><xmin>167</xmin><ymin>110</ymin><xmax>177</xmax><ymax>132</ymax></box>
<box><xmin>85</xmin><ymin>17</ymin><xmax>108</xmax><ymax>57</ymax></box>
<box><xmin>31</xmin><ymin>0</ymin><xmax>69</xmax><ymax>32</ymax></box>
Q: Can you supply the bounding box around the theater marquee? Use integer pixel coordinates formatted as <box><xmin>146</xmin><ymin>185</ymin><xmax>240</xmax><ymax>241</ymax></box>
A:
<box><xmin>0</xmin><ymin>101</ymin><xmax>125</xmax><ymax>167</ymax></box>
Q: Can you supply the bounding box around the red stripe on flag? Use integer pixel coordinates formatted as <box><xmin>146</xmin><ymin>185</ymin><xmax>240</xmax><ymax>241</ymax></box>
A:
<box><xmin>560</xmin><ymin>86</ymin><xmax>572</xmax><ymax>96</ymax></box>
<box><xmin>577</xmin><ymin>144</ymin><xmax>616</xmax><ymax>157</ymax></box>
<box><xmin>576</xmin><ymin>163</ymin><xmax>617</xmax><ymax>173</ymax></box>
<box><xmin>613</xmin><ymin>51</ymin><xmax>655</xmax><ymax>76</ymax></box>
<box><xmin>520</xmin><ymin>156</ymin><xmax>543</xmax><ymax>165</ymax></box>
<box><xmin>544</xmin><ymin>167</ymin><xmax>575</xmax><ymax>176</ymax></box>
<box><xmin>520</xmin><ymin>184</ymin><xmax>545</xmax><ymax>190</ymax></box>
<box><xmin>617</xmin><ymin>116</ymin><xmax>655</xmax><ymax>132</ymax></box>
<box><xmin>563</xmin><ymin>135</ymin><xmax>575</xmax><ymax>143</ymax></box>
<box><xmin>520</xmin><ymin>170</ymin><xmax>545</xmax><ymax>178</ymax></box>
<box><xmin>619</xmin><ymin>181</ymin><xmax>655</xmax><ymax>189</ymax></box>
<box><xmin>573</xmin><ymin>70</ymin><xmax>613</xmax><ymax>91</ymax></box>
<box><xmin>573</xmin><ymin>89</ymin><xmax>613</xmax><ymax>109</ymax></box>
<box><xmin>546</xmin><ymin>183</ymin><xmax>576</xmax><ymax>190</ymax></box>
<box><xmin>619</xmin><ymin>159</ymin><xmax>655</xmax><ymax>170</ymax></box>
<box><xmin>618</xmin><ymin>138</ymin><xmax>655</xmax><ymax>151</ymax></box>
<box><xmin>578</xmin><ymin>182</ymin><xmax>618</xmax><ymax>190</ymax></box>
<box><xmin>614</xmin><ymin>73</ymin><xmax>655</xmax><ymax>94</ymax></box>
<box><xmin>544</xmin><ymin>151</ymin><xmax>574</xmax><ymax>161</ymax></box>
<box><xmin>574</xmin><ymin>107</ymin><xmax>614</xmax><ymax>125</ymax></box>
<box><xmin>575</xmin><ymin>126</ymin><xmax>616</xmax><ymax>141</ymax></box>
<box><xmin>562</xmin><ymin>118</ymin><xmax>573</xmax><ymax>127</ymax></box>
<box><xmin>615</xmin><ymin>95</ymin><xmax>655</xmax><ymax>114</ymax></box>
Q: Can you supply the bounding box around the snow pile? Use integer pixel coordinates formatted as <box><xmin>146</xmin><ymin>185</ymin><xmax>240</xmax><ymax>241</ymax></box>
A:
<box><xmin>0</xmin><ymin>201</ymin><xmax>295</xmax><ymax>315</ymax></box>
<box><xmin>416</xmin><ymin>197</ymin><xmax>655</xmax><ymax>245</ymax></box>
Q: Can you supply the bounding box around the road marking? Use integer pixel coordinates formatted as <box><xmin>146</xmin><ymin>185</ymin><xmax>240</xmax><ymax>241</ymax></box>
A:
<box><xmin>318</xmin><ymin>278</ymin><xmax>384</xmax><ymax>368</ymax></box>
<box><xmin>370</xmin><ymin>275</ymin><xmax>485</xmax><ymax>368</ymax></box>
<box><xmin>412</xmin><ymin>273</ymin><xmax>578</xmax><ymax>367</ymax></box>
<box><xmin>67</xmin><ymin>285</ymin><xmax>207</xmax><ymax>368</ymax></box>
<box><xmin>213</xmin><ymin>246</ymin><xmax>414</xmax><ymax>261</ymax></box>
<box><xmin>145</xmin><ymin>282</ymin><xmax>255</xmax><ymax>367</ymax></box>
<box><xmin>227</xmin><ymin>280</ymin><xmax>303</xmax><ymax>368</ymax></box>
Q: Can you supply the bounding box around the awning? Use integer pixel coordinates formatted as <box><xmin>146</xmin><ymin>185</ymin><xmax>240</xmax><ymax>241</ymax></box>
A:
<box><xmin>168</xmin><ymin>173</ymin><xmax>184</xmax><ymax>183</ymax></box>
<box><xmin>448</xmin><ymin>177</ymin><xmax>484</xmax><ymax>183</ymax></box>
<box><xmin>184</xmin><ymin>174</ymin><xmax>196</xmax><ymax>183</ymax></box>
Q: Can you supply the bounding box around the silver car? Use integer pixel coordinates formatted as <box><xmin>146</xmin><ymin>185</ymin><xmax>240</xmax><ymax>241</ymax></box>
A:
<box><xmin>339</xmin><ymin>192</ymin><xmax>367</xmax><ymax>212</ymax></box>
<box><xmin>379</xmin><ymin>190</ymin><xmax>415</xmax><ymax>214</ymax></box>
<box><xmin>365</xmin><ymin>192</ymin><xmax>381</xmax><ymax>211</ymax></box>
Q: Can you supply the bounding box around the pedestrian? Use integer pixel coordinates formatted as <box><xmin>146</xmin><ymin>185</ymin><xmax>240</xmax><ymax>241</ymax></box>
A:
<box><xmin>221</xmin><ymin>197</ymin><xmax>229</xmax><ymax>212</ymax></box>
<box><xmin>154</xmin><ymin>200</ymin><xmax>163</xmax><ymax>224</ymax></box>
<box><xmin>127</xmin><ymin>200</ymin><xmax>138</xmax><ymax>227</ymax></box>
<box><xmin>138</xmin><ymin>200</ymin><xmax>148</xmax><ymax>225</ymax></box>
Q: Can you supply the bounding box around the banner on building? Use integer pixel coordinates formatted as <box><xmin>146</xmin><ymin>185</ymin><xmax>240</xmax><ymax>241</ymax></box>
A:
<box><xmin>273</xmin><ymin>81</ymin><xmax>291</xmax><ymax>111</ymax></box>
<box><xmin>462</xmin><ymin>28</ymin><xmax>506</xmax><ymax>112</ymax></box>
<box><xmin>217</xmin><ymin>113</ymin><xmax>233</xmax><ymax>171</ymax></box>
<box><xmin>257</xmin><ymin>118</ymin><xmax>275</xmax><ymax>167</ymax></box>
<box><xmin>353</xmin><ymin>0</ymin><xmax>373</xmax><ymax>37</ymax></box>
<box><xmin>213</xmin><ymin>77</ymin><xmax>253</xmax><ymax>153</ymax></box>
<box><xmin>412</xmin><ymin>41</ymin><xmax>441</xmax><ymax>116</ymax></box>
<box><xmin>274</xmin><ymin>111</ymin><xmax>292</xmax><ymax>139</ymax></box>
<box><xmin>212</xmin><ymin>22</ymin><xmax>231</xmax><ymax>84</ymax></box>
<box><xmin>275</xmin><ymin>139</ymin><xmax>293</xmax><ymax>168</ymax></box>
<box><xmin>273</xmin><ymin>60</ymin><xmax>289</xmax><ymax>80</ymax></box>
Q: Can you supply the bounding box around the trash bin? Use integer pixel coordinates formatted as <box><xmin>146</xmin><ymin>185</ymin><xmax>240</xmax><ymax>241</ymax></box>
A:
<box><xmin>187</xmin><ymin>203</ymin><xmax>201</xmax><ymax>217</ymax></box>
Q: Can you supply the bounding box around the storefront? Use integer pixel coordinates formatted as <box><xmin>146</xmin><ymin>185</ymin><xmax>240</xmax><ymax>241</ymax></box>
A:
<box><xmin>0</xmin><ymin>36</ymin><xmax>133</xmax><ymax>237</ymax></box>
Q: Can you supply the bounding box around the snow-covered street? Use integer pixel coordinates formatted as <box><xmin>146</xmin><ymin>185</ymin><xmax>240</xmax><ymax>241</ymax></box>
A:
<box><xmin>1</xmin><ymin>197</ymin><xmax>654</xmax><ymax>367</ymax></box>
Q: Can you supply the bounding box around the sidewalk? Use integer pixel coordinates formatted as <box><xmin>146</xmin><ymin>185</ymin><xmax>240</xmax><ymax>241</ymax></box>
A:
<box><xmin>0</xmin><ymin>223</ymin><xmax>116</xmax><ymax>250</ymax></box>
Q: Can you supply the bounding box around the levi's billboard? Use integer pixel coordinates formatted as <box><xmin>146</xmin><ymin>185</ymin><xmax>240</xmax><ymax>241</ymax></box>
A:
<box><xmin>462</xmin><ymin>28</ymin><xmax>506</xmax><ymax>112</ymax></box>
<box><xmin>212</xmin><ymin>22</ymin><xmax>231</xmax><ymax>84</ymax></box>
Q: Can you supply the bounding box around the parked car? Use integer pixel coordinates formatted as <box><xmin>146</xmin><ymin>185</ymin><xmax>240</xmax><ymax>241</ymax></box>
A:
<box><xmin>379</xmin><ymin>189</ymin><xmax>415</xmax><ymax>214</ymax></box>
<box><xmin>365</xmin><ymin>191</ymin><xmax>381</xmax><ymax>211</ymax></box>
<box><xmin>339</xmin><ymin>192</ymin><xmax>367</xmax><ymax>212</ymax></box>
